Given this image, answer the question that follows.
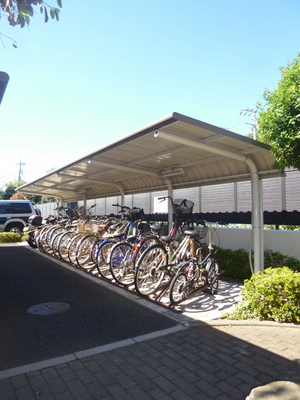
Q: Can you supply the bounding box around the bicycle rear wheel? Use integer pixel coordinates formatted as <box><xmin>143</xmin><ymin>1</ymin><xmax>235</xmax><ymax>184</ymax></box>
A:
<box><xmin>206</xmin><ymin>259</ymin><xmax>219</xmax><ymax>294</ymax></box>
<box><xmin>97</xmin><ymin>240</ymin><xmax>118</xmax><ymax>280</ymax></box>
<box><xmin>134</xmin><ymin>244</ymin><xmax>168</xmax><ymax>296</ymax></box>
<box><xmin>110</xmin><ymin>242</ymin><xmax>135</xmax><ymax>286</ymax></box>
<box><xmin>58</xmin><ymin>231</ymin><xmax>76</xmax><ymax>261</ymax></box>
<box><xmin>67</xmin><ymin>234</ymin><xmax>83</xmax><ymax>265</ymax></box>
<box><xmin>51</xmin><ymin>231</ymin><xmax>66</xmax><ymax>258</ymax></box>
<box><xmin>169</xmin><ymin>272</ymin><xmax>189</xmax><ymax>305</ymax></box>
<box><xmin>76</xmin><ymin>235</ymin><xmax>97</xmax><ymax>270</ymax></box>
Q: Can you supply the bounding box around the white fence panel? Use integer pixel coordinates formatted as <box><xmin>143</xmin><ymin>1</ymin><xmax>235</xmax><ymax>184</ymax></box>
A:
<box><xmin>214</xmin><ymin>228</ymin><xmax>300</xmax><ymax>260</ymax></box>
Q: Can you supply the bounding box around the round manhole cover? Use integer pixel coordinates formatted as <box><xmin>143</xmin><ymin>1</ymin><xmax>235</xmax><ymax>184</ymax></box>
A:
<box><xmin>27</xmin><ymin>302</ymin><xmax>70</xmax><ymax>316</ymax></box>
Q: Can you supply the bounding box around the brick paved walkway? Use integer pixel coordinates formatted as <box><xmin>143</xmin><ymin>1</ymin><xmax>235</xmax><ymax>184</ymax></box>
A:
<box><xmin>0</xmin><ymin>321</ymin><xmax>299</xmax><ymax>400</ymax></box>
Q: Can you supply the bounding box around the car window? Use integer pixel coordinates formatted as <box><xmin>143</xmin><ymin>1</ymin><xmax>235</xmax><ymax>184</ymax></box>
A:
<box><xmin>0</xmin><ymin>202</ymin><xmax>32</xmax><ymax>214</ymax></box>
<box><xmin>0</xmin><ymin>203</ymin><xmax>9</xmax><ymax>214</ymax></box>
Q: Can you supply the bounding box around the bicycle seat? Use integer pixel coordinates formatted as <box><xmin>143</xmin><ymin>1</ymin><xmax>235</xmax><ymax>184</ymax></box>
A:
<box><xmin>127</xmin><ymin>235</ymin><xmax>137</xmax><ymax>243</ymax></box>
<box><xmin>184</xmin><ymin>230</ymin><xmax>199</xmax><ymax>237</ymax></box>
<box><xmin>161</xmin><ymin>235</ymin><xmax>173</xmax><ymax>243</ymax></box>
<box><xmin>150</xmin><ymin>224</ymin><xmax>162</xmax><ymax>232</ymax></box>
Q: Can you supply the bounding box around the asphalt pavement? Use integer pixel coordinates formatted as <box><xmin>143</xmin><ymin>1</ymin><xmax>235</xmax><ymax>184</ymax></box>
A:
<box><xmin>0</xmin><ymin>243</ymin><xmax>299</xmax><ymax>400</ymax></box>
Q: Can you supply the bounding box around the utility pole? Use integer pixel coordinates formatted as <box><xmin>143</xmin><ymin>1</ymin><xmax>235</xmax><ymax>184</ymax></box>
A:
<box><xmin>17</xmin><ymin>159</ymin><xmax>26</xmax><ymax>181</ymax></box>
<box><xmin>240</xmin><ymin>108</ymin><xmax>258</xmax><ymax>140</ymax></box>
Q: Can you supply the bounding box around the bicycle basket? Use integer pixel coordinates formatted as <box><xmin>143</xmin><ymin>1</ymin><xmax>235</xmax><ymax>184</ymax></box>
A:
<box><xmin>77</xmin><ymin>221</ymin><xmax>99</xmax><ymax>234</ymax></box>
<box><xmin>172</xmin><ymin>199</ymin><xmax>194</xmax><ymax>216</ymax></box>
<box><xmin>130</xmin><ymin>208</ymin><xmax>144</xmax><ymax>221</ymax></box>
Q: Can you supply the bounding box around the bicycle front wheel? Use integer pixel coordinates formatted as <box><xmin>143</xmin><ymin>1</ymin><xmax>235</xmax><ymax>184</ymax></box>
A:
<box><xmin>110</xmin><ymin>242</ymin><xmax>135</xmax><ymax>286</ymax></box>
<box><xmin>134</xmin><ymin>244</ymin><xmax>168</xmax><ymax>296</ymax></box>
<box><xmin>169</xmin><ymin>272</ymin><xmax>189</xmax><ymax>305</ymax></box>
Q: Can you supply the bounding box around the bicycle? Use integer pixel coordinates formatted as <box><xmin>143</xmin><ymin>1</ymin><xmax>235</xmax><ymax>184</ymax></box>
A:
<box><xmin>134</xmin><ymin>197</ymin><xmax>203</xmax><ymax>297</ymax></box>
<box><xmin>169</xmin><ymin>221</ymin><xmax>221</xmax><ymax>306</ymax></box>
<box><xmin>109</xmin><ymin>221</ymin><xmax>162</xmax><ymax>286</ymax></box>
<box><xmin>96</xmin><ymin>205</ymin><xmax>148</xmax><ymax>279</ymax></box>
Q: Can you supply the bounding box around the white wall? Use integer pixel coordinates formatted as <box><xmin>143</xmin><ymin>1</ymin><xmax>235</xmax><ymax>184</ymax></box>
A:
<box><xmin>213</xmin><ymin>227</ymin><xmax>300</xmax><ymax>260</ymax></box>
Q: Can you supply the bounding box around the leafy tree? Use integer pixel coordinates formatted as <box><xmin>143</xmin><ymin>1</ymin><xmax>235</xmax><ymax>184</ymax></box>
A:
<box><xmin>0</xmin><ymin>0</ymin><xmax>62</xmax><ymax>29</ymax></box>
<box><xmin>257</xmin><ymin>52</ymin><xmax>300</xmax><ymax>169</ymax></box>
<box><xmin>0</xmin><ymin>180</ymin><xmax>25</xmax><ymax>199</ymax></box>
<box><xmin>0</xmin><ymin>179</ymin><xmax>42</xmax><ymax>203</ymax></box>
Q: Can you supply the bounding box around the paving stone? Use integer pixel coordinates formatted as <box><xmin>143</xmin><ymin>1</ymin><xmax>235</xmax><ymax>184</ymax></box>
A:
<box><xmin>55</xmin><ymin>390</ymin><xmax>76</xmax><ymax>400</ymax></box>
<box><xmin>94</xmin><ymin>370</ymin><xmax>116</xmax><ymax>387</ymax></box>
<box><xmin>56</xmin><ymin>367</ymin><xmax>77</xmax><ymax>382</ymax></box>
<box><xmin>45</xmin><ymin>377</ymin><xmax>68</xmax><ymax>395</ymax></box>
<box><xmin>27</xmin><ymin>374</ymin><xmax>48</xmax><ymax>391</ymax></box>
<box><xmin>14</xmin><ymin>385</ymin><xmax>36</xmax><ymax>400</ymax></box>
<box><xmin>41</xmin><ymin>367</ymin><xmax>59</xmax><ymax>380</ymax></box>
<box><xmin>65</xmin><ymin>378</ymin><xmax>88</xmax><ymax>397</ymax></box>
<box><xmin>10</xmin><ymin>374</ymin><xmax>28</xmax><ymax>389</ymax></box>
<box><xmin>0</xmin><ymin>378</ymin><xmax>14</xmax><ymax>400</ymax></box>
<box><xmin>106</xmin><ymin>382</ymin><xmax>132</xmax><ymax>400</ymax></box>
<box><xmin>85</xmin><ymin>381</ymin><xmax>109</xmax><ymax>399</ymax></box>
<box><xmin>126</xmin><ymin>385</ymin><xmax>153</xmax><ymax>400</ymax></box>
<box><xmin>74</xmin><ymin>368</ymin><xmax>96</xmax><ymax>385</ymax></box>
<box><xmin>83</xmin><ymin>358</ymin><xmax>103</xmax><ymax>374</ymax></box>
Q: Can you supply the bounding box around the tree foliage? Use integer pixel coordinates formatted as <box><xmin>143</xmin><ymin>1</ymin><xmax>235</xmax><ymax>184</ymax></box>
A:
<box><xmin>0</xmin><ymin>0</ymin><xmax>62</xmax><ymax>29</ymax></box>
<box><xmin>0</xmin><ymin>180</ymin><xmax>25</xmax><ymax>199</ymax></box>
<box><xmin>0</xmin><ymin>179</ymin><xmax>41</xmax><ymax>203</ymax></box>
<box><xmin>257</xmin><ymin>52</ymin><xmax>300</xmax><ymax>169</ymax></box>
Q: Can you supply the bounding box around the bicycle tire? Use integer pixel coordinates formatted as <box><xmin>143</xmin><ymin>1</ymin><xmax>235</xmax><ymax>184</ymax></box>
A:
<box><xmin>75</xmin><ymin>235</ymin><xmax>97</xmax><ymax>270</ymax></box>
<box><xmin>206</xmin><ymin>259</ymin><xmax>219</xmax><ymax>294</ymax></box>
<box><xmin>110</xmin><ymin>242</ymin><xmax>135</xmax><ymax>286</ymax></box>
<box><xmin>134</xmin><ymin>244</ymin><xmax>168</xmax><ymax>296</ymax></box>
<box><xmin>51</xmin><ymin>231</ymin><xmax>66</xmax><ymax>258</ymax></box>
<box><xmin>169</xmin><ymin>271</ymin><xmax>189</xmax><ymax>305</ymax></box>
<box><xmin>136</xmin><ymin>235</ymin><xmax>161</xmax><ymax>261</ymax></box>
<box><xmin>67</xmin><ymin>234</ymin><xmax>83</xmax><ymax>265</ymax></box>
<box><xmin>37</xmin><ymin>226</ymin><xmax>54</xmax><ymax>252</ymax></box>
<box><xmin>47</xmin><ymin>226</ymin><xmax>66</xmax><ymax>247</ymax></box>
<box><xmin>96</xmin><ymin>239</ymin><xmax>118</xmax><ymax>280</ymax></box>
<box><xmin>91</xmin><ymin>238</ymin><xmax>103</xmax><ymax>264</ymax></box>
<box><xmin>58</xmin><ymin>231</ymin><xmax>76</xmax><ymax>261</ymax></box>
<box><xmin>34</xmin><ymin>226</ymin><xmax>48</xmax><ymax>249</ymax></box>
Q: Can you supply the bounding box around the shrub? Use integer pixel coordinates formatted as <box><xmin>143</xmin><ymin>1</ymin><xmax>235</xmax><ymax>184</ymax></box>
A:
<box><xmin>215</xmin><ymin>247</ymin><xmax>252</xmax><ymax>280</ymax></box>
<box><xmin>215</xmin><ymin>247</ymin><xmax>300</xmax><ymax>280</ymax></box>
<box><xmin>0</xmin><ymin>232</ymin><xmax>24</xmax><ymax>243</ymax></box>
<box><xmin>223</xmin><ymin>267</ymin><xmax>300</xmax><ymax>323</ymax></box>
<box><xmin>264</xmin><ymin>249</ymin><xmax>300</xmax><ymax>272</ymax></box>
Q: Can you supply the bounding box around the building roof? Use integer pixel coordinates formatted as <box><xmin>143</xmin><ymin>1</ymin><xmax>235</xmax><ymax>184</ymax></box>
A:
<box><xmin>17</xmin><ymin>112</ymin><xmax>282</xmax><ymax>201</ymax></box>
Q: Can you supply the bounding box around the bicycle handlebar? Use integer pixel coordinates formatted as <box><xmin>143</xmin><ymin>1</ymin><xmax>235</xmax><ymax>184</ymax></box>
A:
<box><xmin>158</xmin><ymin>196</ymin><xmax>188</xmax><ymax>208</ymax></box>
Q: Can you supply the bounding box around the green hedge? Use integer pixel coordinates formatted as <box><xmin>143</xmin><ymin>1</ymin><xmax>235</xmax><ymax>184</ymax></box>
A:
<box><xmin>222</xmin><ymin>267</ymin><xmax>300</xmax><ymax>323</ymax></box>
<box><xmin>215</xmin><ymin>247</ymin><xmax>300</xmax><ymax>281</ymax></box>
<box><xmin>0</xmin><ymin>232</ymin><xmax>25</xmax><ymax>243</ymax></box>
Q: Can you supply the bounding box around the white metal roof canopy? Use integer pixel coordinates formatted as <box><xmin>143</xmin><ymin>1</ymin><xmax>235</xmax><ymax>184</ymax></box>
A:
<box><xmin>17</xmin><ymin>112</ymin><xmax>283</xmax><ymax>273</ymax></box>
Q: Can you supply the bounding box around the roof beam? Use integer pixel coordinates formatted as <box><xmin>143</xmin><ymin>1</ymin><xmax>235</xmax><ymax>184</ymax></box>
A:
<box><xmin>57</xmin><ymin>173</ymin><xmax>125</xmax><ymax>194</ymax></box>
<box><xmin>87</xmin><ymin>159</ymin><xmax>160</xmax><ymax>177</ymax></box>
<box><xmin>154</xmin><ymin>130</ymin><xmax>247</xmax><ymax>162</ymax></box>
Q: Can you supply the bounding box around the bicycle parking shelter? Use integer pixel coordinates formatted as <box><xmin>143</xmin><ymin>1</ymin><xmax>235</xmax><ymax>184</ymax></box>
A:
<box><xmin>17</xmin><ymin>112</ymin><xmax>283</xmax><ymax>273</ymax></box>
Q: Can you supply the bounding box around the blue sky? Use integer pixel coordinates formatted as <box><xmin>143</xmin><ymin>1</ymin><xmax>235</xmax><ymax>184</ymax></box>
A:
<box><xmin>1</xmin><ymin>0</ymin><xmax>300</xmax><ymax>186</ymax></box>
